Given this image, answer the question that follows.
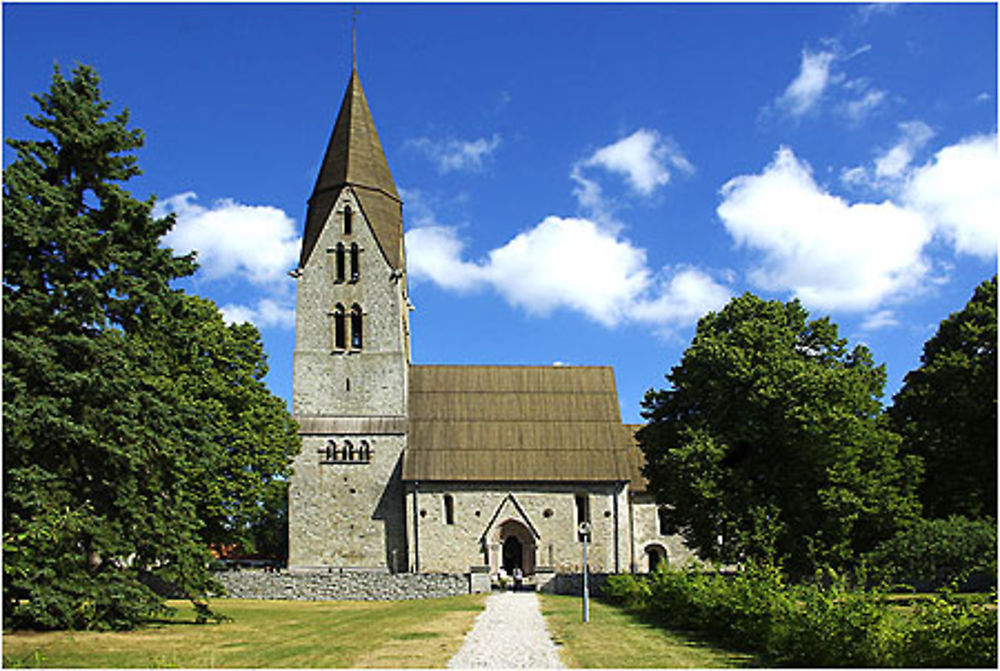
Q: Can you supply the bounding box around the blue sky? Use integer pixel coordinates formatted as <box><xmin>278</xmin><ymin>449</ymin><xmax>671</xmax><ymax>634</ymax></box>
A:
<box><xmin>4</xmin><ymin>3</ymin><xmax>997</xmax><ymax>423</ymax></box>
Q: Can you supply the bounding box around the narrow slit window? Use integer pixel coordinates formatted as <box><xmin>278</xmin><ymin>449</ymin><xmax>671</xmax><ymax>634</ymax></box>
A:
<box><xmin>344</xmin><ymin>206</ymin><xmax>353</xmax><ymax>235</ymax></box>
<box><xmin>575</xmin><ymin>493</ymin><xmax>590</xmax><ymax>540</ymax></box>
<box><xmin>443</xmin><ymin>494</ymin><xmax>455</xmax><ymax>525</ymax></box>
<box><xmin>658</xmin><ymin>507</ymin><xmax>670</xmax><ymax>536</ymax></box>
<box><xmin>335</xmin><ymin>243</ymin><xmax>346</xmax><ymax>283</ymax></box>
<box><xmin>333</xmin><ymin>304</ymin><xmax>346</xmax><ymax>350</ymax></box>
<box><xmin>350</xmin><ymin>304</ymin><xmax>363</xmax><ymax>349</ymax></box>
<box><xmin>350</xmin><ymin>243</ymin><xmax>360</xmax><ymax>282</ymax></box>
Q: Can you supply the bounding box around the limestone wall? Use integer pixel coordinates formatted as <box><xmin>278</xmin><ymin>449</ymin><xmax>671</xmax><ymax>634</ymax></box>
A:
<box><xmin>214</xmin><ymin>569</ymin><xmax>468</xmax><ymax>601</ymax></box>
<box><xmin>630</xmin><ymin>494</ymin><xmax>700</xmax><ymax>571</ymax></box>
<box><xmin>404</xmin><ymin>482</ymin><xmax>631</xmax><ymax>575</ymax></box>
<box><xmin>288</xmin><ymin>186</ymin><xmax>411</xmax><ymax>571</ymax></box>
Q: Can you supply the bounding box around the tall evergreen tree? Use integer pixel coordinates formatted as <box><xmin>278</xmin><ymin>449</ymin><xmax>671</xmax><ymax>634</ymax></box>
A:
<box><xmin>890</xmin><ymin>276</ymin><xmax>997</xmax><ymax>519</ymax></box>
<box><xmin>3</xmin><ymin>64</ymin><xmax>298</xmax><ymax>630</ymax></box>
<box><xmin>638</xmin><ymin>293</ymin><xmax>921</xmax><ymax>575</ymax></box>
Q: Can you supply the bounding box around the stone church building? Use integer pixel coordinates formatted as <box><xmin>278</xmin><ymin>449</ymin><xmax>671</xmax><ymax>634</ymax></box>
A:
<box><xmin>288</xmin><ymin>66</ymin><xmax>696</xmax><ymax>580</ymax></box>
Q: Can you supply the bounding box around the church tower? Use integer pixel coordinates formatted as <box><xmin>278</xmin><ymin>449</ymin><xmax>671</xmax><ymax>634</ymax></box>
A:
<box><xmin>288</xmin><ymin>66</ymin><xmax>411</xmax><ymax>572</ymax></box>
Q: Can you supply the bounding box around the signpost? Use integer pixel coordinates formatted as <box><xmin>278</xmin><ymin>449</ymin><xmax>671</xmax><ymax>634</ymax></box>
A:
<box><xmin>578</xmin><ymin>521</ymin><xmax>591</xmax><ymax>623</ymax></box>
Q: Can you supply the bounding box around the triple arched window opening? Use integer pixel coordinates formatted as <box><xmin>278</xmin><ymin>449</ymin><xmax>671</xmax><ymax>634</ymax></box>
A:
<box><xmin>334</xmin><ymin>242</ymin><xmax>360</xmax><ymax>283</ymax></box>
<box><xmin>333</xmin><ymin>303</ymin><xmax>364</xmax><ymax>351</ymax></box>
<box><xmin>321</xmin><ymin>439</ymin><xmax>371</xmax><ymax>463</ymax></box>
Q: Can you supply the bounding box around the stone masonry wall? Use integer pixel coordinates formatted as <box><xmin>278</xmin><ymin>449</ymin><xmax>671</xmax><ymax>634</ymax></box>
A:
<box><xmin>214</xmin><ymin>569</ymin><xmax>467</xmax><ymax>601</ymax></box>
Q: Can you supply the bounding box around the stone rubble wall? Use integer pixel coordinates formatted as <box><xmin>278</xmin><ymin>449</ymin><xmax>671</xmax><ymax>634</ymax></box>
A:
<box><xmin>213</xmin><ymin>569</ymin><xmax>468</xmax><ymax>601</ymax></box>
<box><xmin>538</xmin><ymin>572</ymin><xmax>612</xmax><ymax>597</ymax></box>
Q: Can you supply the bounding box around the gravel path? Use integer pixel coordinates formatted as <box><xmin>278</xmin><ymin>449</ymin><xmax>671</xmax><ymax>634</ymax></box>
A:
<box><xmin>447</xmin><ymin>591</ymin><xmax>565</xmax><ymax>669</ymax></box>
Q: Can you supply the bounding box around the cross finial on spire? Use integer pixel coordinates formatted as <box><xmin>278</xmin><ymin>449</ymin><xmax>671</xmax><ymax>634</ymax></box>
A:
<box><xmin>351</xmin><ymin>5</ymin><xmax>359</xmax><ymax>70</ymax></box>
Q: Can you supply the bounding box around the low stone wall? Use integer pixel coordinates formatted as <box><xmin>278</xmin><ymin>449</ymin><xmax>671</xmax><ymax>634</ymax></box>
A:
<box><xmin>538</xmin><ymin>572</ymin><xmax>612</xmax><ymax>596</ymax></box>
<box><xmin>213</xmin><ymin>569</ymin><xmax>468</xmax><ymax>601</ymax></box>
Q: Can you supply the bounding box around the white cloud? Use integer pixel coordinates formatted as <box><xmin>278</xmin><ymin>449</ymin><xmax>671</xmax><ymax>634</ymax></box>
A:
<box><xmin>860</xmin><ymin>309</ymin><xmax>900</xmax><ymax>331</ymax></box>
<box><xmin>776</xmin><ymin>50</ymin><xmax>837</xmax><ymax>117</ymax></box>
<box><xmin>843</xmin><ymin>88</ymin><xmax>887</xmax><ymax>123</ymax></box>
<box><xmin>219</xmin><ymin>298</ymin><xmax>295</xmax><ymax>329</ymax></box>
<box><xmin>875</xmin><ymin>121</ymin><xmax>935</xmax><ymax>179</ymax></box>
<box><xmin>157</xmin><ymin>192</ymin><xmax>300</xmax><ymax>286</ymax></box>
<box><xmin>405</xmin><ymin>215</ymin><xmax>730</xmax><ymax>330</ymax></box>
<box><xmin>580</xmin><ymin>129</ymin><xmax>692</xmax><ymax>195</ymax></box>
<box><xmin>903</xmin><ymin>134</ymin><xmax>1000</xmax><ymax>258</ymax></box>
<box><xmin>718</xmin><ymin>146</ymin><xmax>934</xmax><ymax>311</ymax></box>
<box><xmin>405</xmin><ymin>134</ymin><xmax>501</xmax><ymax>173</ymax></box>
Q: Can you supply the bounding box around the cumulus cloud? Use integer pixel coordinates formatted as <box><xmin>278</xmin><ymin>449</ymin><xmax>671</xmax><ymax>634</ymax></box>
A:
<box><xmin>219</xmin><ymin>298</ymin><xmax>296</xmax><ymax>329</ymax></box>
<box><xmin>718</xmin><ymin>146</ymin><xmax>933</xmax><ymax>312</ymax></box>
<box><xmin>875</xmin><ymin>121</ymin><xmax>935</xmax><ymax>179</ymax></box>
<box><xmin>157</xmin><ymin>192</ymin><xmax>300</xmax><ymax>286</ymax></box>
<box><xmin>156</xmin><ymin>192</ymin><xmax>299</xmax><ymax>331</ymax></box>
<box><xmin>776</xmin><ymin>50</ymin><xmax>838</xmax><ymax>117</ymax></box>
<box><xmin>580</xmin><ymin>129</ymin><xmax>692</xmax><ymax>195</ymax></box>
<box><xmin>719</xmin><ymin>135</ymin><xmax>999</xmax><ymax>314</ymax></box>
<box><xmin>405</xmin><ymin>134</ymin><xmax>501</xmax><ymax>173</ymax></box>
<box><xmin>569</xmin><ymin>129</ymin><xmax>692</xmax><ymax>227</ymax></box>
<box><xmin>903</xmin><ymin>134</ymin><xmax>1000</xmax><ymax>258</ymax></box>
<box><xmin>405</xmin><ymin>215</ymin><xmax>730</xmax><ymax>330</ymax></box>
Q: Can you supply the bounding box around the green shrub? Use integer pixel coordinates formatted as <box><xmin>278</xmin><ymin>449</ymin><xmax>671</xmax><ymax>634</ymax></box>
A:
<box><xmin>604</xmin><ymin>572</ymin><xmax>651</xmax><ymax>609</ymax></box>
<box><xmin>900</xmin><ymin>593</ymin><xmax>998</xmax><ymax>667</ymax></box>
<box><xmin>865</xmin><ymin>516</ymin><xmax>997</xmax><ymax>591</ymax></box>
<box><xmin>617</xmin><ymin>563</ymin><xmax>997</xmax><ymax>667</ymax></box>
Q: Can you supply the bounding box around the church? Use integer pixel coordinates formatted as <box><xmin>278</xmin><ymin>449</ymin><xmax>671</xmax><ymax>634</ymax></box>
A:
<box><xmin>287</xmin><ymin>65</ymin><xmax>697</xmax><ymax>580</ymax></box>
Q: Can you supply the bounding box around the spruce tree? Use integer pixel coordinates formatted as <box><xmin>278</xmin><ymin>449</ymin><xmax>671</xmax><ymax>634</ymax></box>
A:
<box><xmin>3</xmin><ymin>64</ymin><xmax>299</xmax><ymax>630</ymax></box>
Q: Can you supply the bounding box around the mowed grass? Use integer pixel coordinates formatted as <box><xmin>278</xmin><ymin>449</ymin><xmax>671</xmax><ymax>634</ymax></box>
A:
<box><xmin>2</xmin><ymin>594</ymin><xmax>486</xmax><ymax>668</ymax></box>
<box><xmin>539</xmin><ymin>594</ymin><xmax>757</xmax><ymax>668</ymax></box>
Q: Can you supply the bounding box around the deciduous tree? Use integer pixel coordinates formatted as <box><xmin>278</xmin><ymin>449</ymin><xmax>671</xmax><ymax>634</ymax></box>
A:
<box><xmin>638</xmin><ymin>293</ymin><xmax>921</xmax><ymax>574</ymax></box>
<box><xmin>889</xmin><ymin>275</ymin><xmax>997</xmax><ymax>519</ymax></box>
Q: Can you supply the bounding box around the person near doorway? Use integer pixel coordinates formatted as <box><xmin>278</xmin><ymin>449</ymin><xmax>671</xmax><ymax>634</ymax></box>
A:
<box><xmin>513</xmin><ymin>566</ymin><xmax>523</xmax><ymax>592</ymax></box>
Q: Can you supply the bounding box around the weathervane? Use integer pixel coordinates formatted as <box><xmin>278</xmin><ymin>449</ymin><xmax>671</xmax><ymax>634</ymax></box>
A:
<box><xmin>352</xmin><ymin>5</ymin><xmax>359</xmax><ymax>69</ymax></box>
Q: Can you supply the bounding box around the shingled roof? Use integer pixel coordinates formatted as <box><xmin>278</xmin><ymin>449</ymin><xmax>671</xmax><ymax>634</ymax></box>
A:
<box><xmin>300</xmin><ymin>69</ymin><xmax>404</xmax><ymax>269</ymax></box>
<box><xmin>402</xmin><ymin>365</ymin><xmax>634</xmax><ymax>482</ymax></box>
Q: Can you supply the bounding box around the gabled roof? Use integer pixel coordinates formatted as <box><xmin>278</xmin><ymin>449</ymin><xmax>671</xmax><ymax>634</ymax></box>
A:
<box><xmin>402</xmin><ymin>365</ymin><xmax>634</xmax><ymax>482</ymax></box>
<box><xmin>299</xmin><ymin>69</ymin><xmax>403</xmax><ymax>269</ymax></box>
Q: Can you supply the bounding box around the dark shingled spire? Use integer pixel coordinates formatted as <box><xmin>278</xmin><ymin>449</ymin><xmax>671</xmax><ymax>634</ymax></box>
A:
<box><xmin>300</xmin><ymin>68</ymin><xmax>403</xmax><ymax>269</ymax></box>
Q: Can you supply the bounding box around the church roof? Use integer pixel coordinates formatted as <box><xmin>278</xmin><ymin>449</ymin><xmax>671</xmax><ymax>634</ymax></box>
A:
<box><xmin>299</xmin><ymin>68</ymin><xmax>404</xmax><ymax>269</ymax></box>
<box><xmin>402</xmin><ymin>365</ymin><xmax>635</xmax><ymax>482</ymax></box>
<box><xmin>623</xmin><ymin>424</ymin><xmax>650</xmax><ymax>493</ymax></box>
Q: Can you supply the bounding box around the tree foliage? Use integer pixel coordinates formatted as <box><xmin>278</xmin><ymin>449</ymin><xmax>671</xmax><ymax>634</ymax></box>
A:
<box><xmin>638</xmin><ymin>293</ymin><xmax>921</xmax><ymax>574</ymax></box>
<box><xmin>3</xmin><ymin>64</ymin><xmax>299</xmax><ymax>630</ymax></box>
<box><xmin>865</xmin><ymin>515</ymin><xmax>997</xmax><ymax>592</ymax></box>
<box><xmin>889</xmin><ymin>275</ymin><xmax>997</xmax><ymax>519</ymax></box>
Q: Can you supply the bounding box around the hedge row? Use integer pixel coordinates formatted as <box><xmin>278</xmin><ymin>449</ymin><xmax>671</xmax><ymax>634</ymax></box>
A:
<box><xmin>605</xmin><ymin>564</ymin><xmax>997</xmax><ymax>667</ymax></box>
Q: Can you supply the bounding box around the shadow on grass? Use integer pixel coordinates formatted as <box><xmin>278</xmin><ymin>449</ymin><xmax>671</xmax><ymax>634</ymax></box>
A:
<box><xmin>596</xmin><ymin>598</ymin><xmax>762</xmax><ymax>668</ymax></box>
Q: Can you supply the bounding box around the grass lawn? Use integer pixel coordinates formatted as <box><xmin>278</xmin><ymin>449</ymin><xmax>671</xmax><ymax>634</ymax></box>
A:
<box><xmin>2</xmin><ymin>594</ymin><xmax>486</xmax><ymax>668</ymax></box>
<box><xmin>539</xmin><ymin>594</ymin><xmax>758</xmax><ymax>668</ymax></box>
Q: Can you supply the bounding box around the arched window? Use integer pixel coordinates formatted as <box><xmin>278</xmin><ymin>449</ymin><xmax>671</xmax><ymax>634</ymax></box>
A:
<box><xmin>359</xmin><ymin>440</ymin><xmax>371</xmax><ymax>462</ymax></box>
<box><xmin>325</xmin><ymin>440</ymin><xmax>336</xmax><ymax>461</ymax></box>
<box><xmin>333</xmin><ymin>304</ymin><xmax>346</xmax><ymax>350</ymax></box>
<box><xmin>443</xmin><ymin>494</ymin><xmax>455</xmax><ymax>525</ymax></box>
<box><xmin>343</xmin><ymin>205</ymin><xmax>353</xmax><ymax>235</ymax></box>
<box><xmin>350</xmin><ymin>304</ymin><xmax>363</xmax><ymax>349</ymax></box>
<box><xmin>344</xmin><ymin>440</ymin><xmax>354</xmax><ymax>461</ymax></box>
<box><xmin>349</xmin><ymin>243</ymin><xmax>360</xmax><ymax>282</ymax></box>
<box><xmin>335</xmin><ymin>243</ymin><xmax>346</xmax><ymax>283</ymax></box>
